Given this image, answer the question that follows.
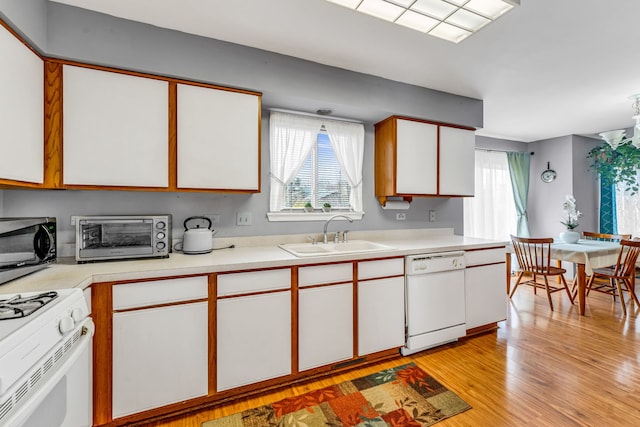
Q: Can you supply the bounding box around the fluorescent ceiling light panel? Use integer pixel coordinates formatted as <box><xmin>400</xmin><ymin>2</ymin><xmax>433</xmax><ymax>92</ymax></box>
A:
<box><xmin>446</xmin><ymin>8</ymin><xmax>490</xmax><ymax>31</ymax></box>
<box><xmin>429</xmin><ymin>21</ymin><xmax>471</xmax><ymax>43</ymax></box>
<box><xmin>411</xmin><ymin>0</ymin><xmax>458</xmax><ymax>20</ymax></box>
<box><xmin>325</xmin><ymin>0</ymin><xmax>516</xmax><ymax>43</ymax></box>
<box><xmin>396</xmin><ymin>10</ymin><xmax>439</xmax><ymax>32</ymax></box>
<box><xmin>326</xmin><ymin>0</ymin><xmax>361</xmax><ymax>8</ymax></box>
<box><xmin>388</xmin><ymin>0</ymin><xmax>416</xmax><ymax>7</ymax></box>
<box><xmin>358</xmin><ymin>0</ymin><xmax>405</xmax><ymax>21</ymax></box>
<box><xmin>465</xmin><ymin>0</ymin><xmax>514</xmax><ymax>19</ymax></box>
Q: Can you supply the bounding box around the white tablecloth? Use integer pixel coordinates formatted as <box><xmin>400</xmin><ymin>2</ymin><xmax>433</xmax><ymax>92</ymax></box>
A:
<box><xmin>550</xmin><ymin>240</ymin><xmax>621</xmax><ymax>275</ymax></box>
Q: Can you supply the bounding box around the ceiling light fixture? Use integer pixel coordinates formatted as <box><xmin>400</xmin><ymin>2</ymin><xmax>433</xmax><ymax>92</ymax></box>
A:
<box><xmin>326</xmin><ymin>0</ymin><xmax>518</xmax><ymax>43</ymax></box>
<box><xmin>599</xmin><ymin>94</ymin><xmax>640</xmax><ymax>150</ymax></box>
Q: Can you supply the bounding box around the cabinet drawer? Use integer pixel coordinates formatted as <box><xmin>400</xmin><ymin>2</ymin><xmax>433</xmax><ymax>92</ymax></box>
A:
<box><xmin>465</xmin><ymin>247</ymin><xmax>506</xmax><ymax>267</ymax></box>
<box><xmin>357</xmin><ymin>258</ymin><xmax>404</xmax><ymax>280</ymax></box>
<box><xmin>217</xmin><ymin>268</ymin><xmax>291</xmax><ymax>296</ymax></box>
<box><xmin>298</xmin><ymin>263</ymin><xmax>353</xmax><ymax>287</ymax></box>
<box><xmin>113</xmin><ymin>276</ymin><xmax>208</xmax><ymax>310</ymax></box>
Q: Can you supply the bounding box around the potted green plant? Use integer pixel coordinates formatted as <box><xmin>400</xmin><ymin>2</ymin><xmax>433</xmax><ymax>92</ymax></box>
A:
<box><xmin>322</xmin><ymin>202</ymin><xmax>331</xmax><ymax>213</ymax></box>
<box><xmin>303</xmin><ymin>202</ymin><xmax>313</xmax><ymax>213</ymax></box>
<box><xmin>588</xmin><ymin>141</ymin><xmax>640</xmax><ymax>194</ymax></box>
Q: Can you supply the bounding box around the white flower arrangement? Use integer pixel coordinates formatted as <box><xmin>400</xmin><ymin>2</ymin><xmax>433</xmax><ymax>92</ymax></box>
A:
<box><xmin>561</xmin><ymin>195</ymin><xmax>582</xmax><ymax>230</ymax></box>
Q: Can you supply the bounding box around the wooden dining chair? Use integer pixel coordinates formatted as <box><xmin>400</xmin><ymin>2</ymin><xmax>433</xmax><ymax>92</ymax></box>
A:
<box><xmin>586</xmin><ymin>239</ymin><xmax>640</xmax><ymax>316</ymax></box>
<box><xmin>574</xmin><ymin>232</ymin><xmax>633</xmax><ymax>297</ymax></box>
<box><xmin>582</xmin><ymin>231</ymin><xmax>631</xmax><ymax>242</ymax></box>
<box><xmin>510</xmin><ymin>235</ymin><xmax>575</xmax><ymax>311</ymax></box>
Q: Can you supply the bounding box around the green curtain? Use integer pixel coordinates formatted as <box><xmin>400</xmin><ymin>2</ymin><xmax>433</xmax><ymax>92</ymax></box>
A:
<box><xmin>506</xmin><ymin>152</ymin><xmax>531</xmax><ymax>237</ymax></box>
<box><xmin>599</xmin><ymin>179</ymin><xmax>617</xmax><ymax>234</ymax></box>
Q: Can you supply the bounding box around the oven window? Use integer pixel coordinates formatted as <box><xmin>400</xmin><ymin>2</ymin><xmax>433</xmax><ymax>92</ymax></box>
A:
<box><xmin>81</xmin><ymin>221</ymin><xmax>152</xmax><ymax>249</ymax></box>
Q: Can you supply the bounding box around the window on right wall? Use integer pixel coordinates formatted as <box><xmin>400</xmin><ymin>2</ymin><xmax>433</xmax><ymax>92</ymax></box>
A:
<box><xmin>267</xmin><ymin>111</ymin><xmax>364</xmax><ymax>221</ymax></box>
<box><xmin>615</xmin><ymin>171</ymin><xmax>640</xmax><ymax>236</ymax></box>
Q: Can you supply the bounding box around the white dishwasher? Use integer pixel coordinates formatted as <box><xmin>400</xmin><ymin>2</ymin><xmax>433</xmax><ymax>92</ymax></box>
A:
<box><xmin>402</xmin><ymin>251</ymin><xmax>466</xmax><ymax>355</ymax></box>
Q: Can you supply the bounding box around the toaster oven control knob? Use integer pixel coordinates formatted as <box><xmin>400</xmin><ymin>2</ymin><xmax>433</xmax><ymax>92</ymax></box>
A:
<box><xmin>71</xmin><ymin>307</ymin><xmax>85</xmax><ymax>322</ymax></box>
<box><xmin>157</xmin><ymin>232</ymin><xmax>166</xmax><ymax>240</ymax></box>
<box><xmin>156</xmin><ymin>241</ymin><xmax>166</xmax><ymax>250</ymax></box>
<box><xmin>156</xmin><ymin>221</ymin><xmax>166</xmax><ymax>229</ymax></box>
<box><xmin>58</xmin><ymin>316</ymin><xmax>75</xmax><ymax>335</ymax></box>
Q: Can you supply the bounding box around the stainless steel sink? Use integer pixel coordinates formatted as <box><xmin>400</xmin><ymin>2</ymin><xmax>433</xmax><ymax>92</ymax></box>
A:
<box><xmin>278</xmin><ymin>240</ymin><xmax>395</xmax><ymax>257</ymax></box>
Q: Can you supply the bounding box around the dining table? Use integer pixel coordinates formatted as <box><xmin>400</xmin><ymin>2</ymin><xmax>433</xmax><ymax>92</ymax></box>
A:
<box><xmin>506</xmin><ymin>239</ymin><xmax>622</xmax><ymax>315</ymax></box>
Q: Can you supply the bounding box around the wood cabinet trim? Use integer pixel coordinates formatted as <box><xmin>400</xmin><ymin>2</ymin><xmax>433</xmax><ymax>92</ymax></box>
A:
<box><xmin>112</xmin><ymin>298</ymin><xmax>208</xmax><ymax>313</ymax></box>
<box><xmin>46</xmin><ymin>57</ymin><xmax>262</xmax><ymax>97</ymax></box>
<box><xmin>208</xmin><ymin>275</ymin><xmax>217</xmax><ymax>396</ymax></box>
<box><xmin>216</xmin><ymin>287</ymin><xmax>291</xmax><ymax>300</ymax></box>
<box><xmin>92</xmin><ymin>283</ymin><xmax>113</xmax><ymax>425</ymax></box>
<box><xmin>375</xmin><ymin>114</ymin><xmax>476</xmax><ymax>132</ymax></box>
<box><xmin>44</xmin><ymin>60</ymin><xmax>63</xmax><ymax>188</ymax></box>
<box><xmin>168</xmin><ymin>82</ymin><xmax>178</xmax><ymax>190</ymax></box>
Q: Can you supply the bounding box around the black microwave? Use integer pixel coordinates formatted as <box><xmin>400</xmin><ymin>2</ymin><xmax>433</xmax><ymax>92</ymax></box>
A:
<box><xmin>0</xmin><ymin>217</ymin><xmax>56</xmax><ymax>286</ymax></box>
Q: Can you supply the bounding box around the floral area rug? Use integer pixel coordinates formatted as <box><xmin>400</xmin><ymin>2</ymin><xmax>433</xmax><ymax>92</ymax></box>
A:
<box><xmin>202</xmin><ymin>363</ymin><xmax>471</xmax><ymax>427</ymax></box>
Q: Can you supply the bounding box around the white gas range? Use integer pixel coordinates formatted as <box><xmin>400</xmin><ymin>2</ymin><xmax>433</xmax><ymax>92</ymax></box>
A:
<box><xmin>0</xmin><ymin>288</ymin><xmax>93</xmax><ymax>427</ymax></box>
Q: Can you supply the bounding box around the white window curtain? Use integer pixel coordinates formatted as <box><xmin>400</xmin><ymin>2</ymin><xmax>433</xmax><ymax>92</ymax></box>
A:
<box><xmin>615</xmin><ymin>170</ymin><xmax>640</xmax><ymax>236</ymax></box>
<box><xmin>324</xmin><ymin>120</ymin><xmax>364</xmax><ymax>213</ymax></box>
<box><xmin>464</xmin><ymin>150</ymin><xmax>517</xmax><ymax>240</ymax></box>
<box><xmin>269</xmin><ymin>112</ymin><xmax>320</xmax><ymax>212</ymax></box>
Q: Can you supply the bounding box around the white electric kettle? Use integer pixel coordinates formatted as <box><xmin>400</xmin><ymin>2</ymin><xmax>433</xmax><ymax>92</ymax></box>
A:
<box><xmin>182</xmin><ymin>216</ymin><xmax>215</xmax><ymax>254</ymax></box>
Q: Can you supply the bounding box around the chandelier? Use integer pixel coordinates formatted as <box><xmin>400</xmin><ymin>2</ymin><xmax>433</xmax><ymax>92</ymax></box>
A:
<box><xmin>599</xmin><ymin>94</ymin><xmax>640</xmax><ymax>149</ymax></box>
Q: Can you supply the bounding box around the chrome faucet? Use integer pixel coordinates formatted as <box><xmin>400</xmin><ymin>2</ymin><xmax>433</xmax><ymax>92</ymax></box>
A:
<box><xmin>323</xmin><ymin>214</ymin><xmax>353</xmax><ymax>244</ymax></box>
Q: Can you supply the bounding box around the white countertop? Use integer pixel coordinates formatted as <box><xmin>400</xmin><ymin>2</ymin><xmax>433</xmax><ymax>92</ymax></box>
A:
<box><xmin>0</xmin><ymin>228</ymin><xmax>507</xmax><ymax>294</ymax></box>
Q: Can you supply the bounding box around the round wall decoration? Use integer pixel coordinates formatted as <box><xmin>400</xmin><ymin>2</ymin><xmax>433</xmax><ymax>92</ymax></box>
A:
<box><xmin>541</xmin><ymin>162</ymin><xmax>557</xmax><ymax>183</ymax></box>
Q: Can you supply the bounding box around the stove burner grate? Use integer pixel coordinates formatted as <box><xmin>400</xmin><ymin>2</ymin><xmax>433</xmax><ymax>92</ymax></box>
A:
<box><xmin>0</xmin><ymin>291</ymin><xmax>58</xmax><ymax>320</ymax></box>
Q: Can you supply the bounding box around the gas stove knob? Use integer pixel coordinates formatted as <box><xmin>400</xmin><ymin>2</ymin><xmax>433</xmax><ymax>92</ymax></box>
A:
<box><xmin>71</xmin><ymin>307</ymin><xmax>85</xmax><ymax>322</ymax></box>
<box><xmin>58</xmin><ymin>316</ymin><xmax>75</xmax><ymax>335</ymax></box>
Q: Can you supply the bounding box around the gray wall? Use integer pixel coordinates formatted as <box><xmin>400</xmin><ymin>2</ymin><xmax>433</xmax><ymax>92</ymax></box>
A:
<box><xmin>0</xmin><ymin>0</ymin><xmax>46</xmax><ymax>50</ymax></box>
<box><xmin>528</xmin><ymin>135</ymin><xmax>599</xmax><ymax>238</ymax></box>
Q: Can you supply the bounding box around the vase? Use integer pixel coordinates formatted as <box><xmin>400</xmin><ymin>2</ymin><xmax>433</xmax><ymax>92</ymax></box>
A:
<box><xmin>559</xmin><ymin>230</ymin><xmax>580</xmax><ymax>244</ymax></box>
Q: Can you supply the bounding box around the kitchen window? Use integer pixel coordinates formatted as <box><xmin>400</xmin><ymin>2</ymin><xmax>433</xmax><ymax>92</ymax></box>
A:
<box><xmin>267</xmin><ymin>111</ymin><xmax>364</xmax><ymax>221</ymax></box>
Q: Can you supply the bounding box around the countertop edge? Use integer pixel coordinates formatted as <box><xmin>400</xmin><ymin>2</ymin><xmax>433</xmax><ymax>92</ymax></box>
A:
<box><xmin>0</xmin><ymin>234</ymin><xmax>508</xmax><ymax>294</ymax></box>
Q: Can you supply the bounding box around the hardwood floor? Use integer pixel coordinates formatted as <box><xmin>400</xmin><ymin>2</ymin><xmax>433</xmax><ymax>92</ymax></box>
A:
<box><xmin>145</xmin><ymin>283</ymin><xmax>640</xmax><ymax>426</ymax></box>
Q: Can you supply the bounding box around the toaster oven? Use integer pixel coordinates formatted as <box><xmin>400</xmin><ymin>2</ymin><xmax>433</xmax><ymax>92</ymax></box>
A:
<box><xmin>75</xmin><ymin>215</ymin><xmax>171</xmax><ymax>263</ymax></box>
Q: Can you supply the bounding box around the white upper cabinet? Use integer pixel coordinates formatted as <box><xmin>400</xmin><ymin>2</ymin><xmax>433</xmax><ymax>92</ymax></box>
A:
<box><xmin>0</xmin><ymin>25</ymin><xmax>43</xmax><ymax>184</ymax></box>
<box><xmin>62</xmin><ymin>65</ymin><xmax>169</xmax><ymax>187</ymax></box>
<box><xmin>375</xmin><ymin>116</ymin><xmax>475</xmax><ymax>201</ymax></box>
<box><xmin>396</xmin><ymin>119</ymin><xmax>438</xmax><ymax>195</ymax></box>
<box><xmin>439</xmin><ymin>126</ymin><xmax>475</xmax><ymax>196</ymax></box>
<box><xmin>177</xmin><ymin>83</ymin><xmax>260</xmax><ymax>191</ymax></box>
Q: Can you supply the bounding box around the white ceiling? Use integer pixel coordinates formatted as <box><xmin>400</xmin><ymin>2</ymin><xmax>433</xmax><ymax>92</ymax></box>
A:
<box><xmin>50</xmin><ymin>0</ymin><xmax>640</xmax><ymax>142</ymax></box>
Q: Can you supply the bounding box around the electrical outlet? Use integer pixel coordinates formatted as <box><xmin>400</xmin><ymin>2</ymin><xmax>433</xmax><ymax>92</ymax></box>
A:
<box><xmin>429</xmin><ymin>210</ymin><xmax>436</xmax><ymax>222</ymax></box>
<box><xmin>204</xmin><ymin>214</ymin><xmax>221</xmax><ymax>225</ymax></box>
<box><xmin>396</xmin><ymin>213</ymin><xmax>406</xmax><ymax>221</ymax></box>
<box><xmin>236</xmin><ymin>212</ymin><xmax>252</xmax><ymax>226</ymax></box>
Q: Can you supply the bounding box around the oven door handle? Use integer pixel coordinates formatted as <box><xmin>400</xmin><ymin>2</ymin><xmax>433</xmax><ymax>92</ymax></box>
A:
<box><xmin>2</xmin><ymin>318</ymin><xmax>94</xmax><ymax>427</ymax></box>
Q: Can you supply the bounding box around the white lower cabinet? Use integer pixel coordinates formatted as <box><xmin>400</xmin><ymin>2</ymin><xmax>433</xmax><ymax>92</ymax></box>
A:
<box><xmin>112</xmin><ymin>302</ymin><xmax>208</xmax><ymax>418</ymax></box>
<box><xmin>298</xmin><ymin>284</ymin><xmax>353</xmax><ymax>371</ymax></box>
<box><xmin>217</xmin><ymin>291</ymin><xmax>291</xmax><ymax>391</ymax></box>
<box><xmin>464</xmin><ymin>248</ymin><xmax>507</xmax><ymax>331</ymax></box>
<box><xmin>358</xmin><ymin>276</ymin><xmax>405</xmax><ymax>356</ymax></box>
